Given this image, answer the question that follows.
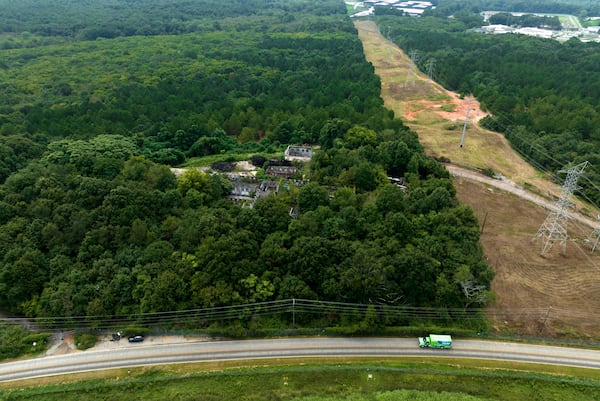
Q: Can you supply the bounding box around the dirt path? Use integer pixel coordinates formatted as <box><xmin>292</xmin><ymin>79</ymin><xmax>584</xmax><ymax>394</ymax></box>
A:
<box><xmin>446</xmin><ymin>164</ymin><xmax>598</xmax><ymax>230</ymax></box>
<box><xmin>355</xmin><ymin>19</ymin><xmax>600</xmax><ymax>337</ymax></box>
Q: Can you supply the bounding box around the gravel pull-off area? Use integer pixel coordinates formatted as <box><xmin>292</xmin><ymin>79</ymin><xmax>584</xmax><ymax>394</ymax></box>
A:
<box><xmin>45</xmin><ymin>332</ymin><xmax>207</xmax><ymax>356</ymax></box>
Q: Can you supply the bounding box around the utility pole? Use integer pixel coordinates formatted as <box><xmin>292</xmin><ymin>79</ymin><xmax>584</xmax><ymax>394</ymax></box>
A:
<box><xmin>459</xmin><ymin>99</ymin><xmax>472</xmax><ymax>148</ymax></box>
<box><xmin>480</xmin><ymin>211</ymin><xmax>489</xmax><ymax>235</ymax></box>
<box><xmin>532</xmin><ymin>161</ymin><xmax>588</xmax><ymax>256</ymax></box>
<box><xmin>292</xmin><ymin>298</ymin><xmax>296</xmax><ymax>327</ymax></box>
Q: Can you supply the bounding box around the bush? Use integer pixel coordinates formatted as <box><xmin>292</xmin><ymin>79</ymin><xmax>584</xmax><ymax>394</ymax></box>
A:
<box><xmin>122</xmin><ymin>326</ymin><xmax>150</xmax><ymax>337</ymax></box>
<box><xmin>0</xmin><ymin>325</ymin><xmax>51</xmax><ymax>360</ymax></box>
<box><xmin>74</xmin><ymin>332</ymin><xmax>98</xmax><ymax>350</ymax></box>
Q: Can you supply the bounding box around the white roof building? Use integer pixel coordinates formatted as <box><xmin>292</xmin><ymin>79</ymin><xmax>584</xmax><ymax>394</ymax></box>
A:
<box><xmin>284</xmin><ymin>145</ymin><xmax>313</xmax><ymax>161</ymax></box>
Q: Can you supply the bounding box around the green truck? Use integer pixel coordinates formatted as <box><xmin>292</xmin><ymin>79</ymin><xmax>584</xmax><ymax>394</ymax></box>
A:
<box><xmin>418</xmin><ymin>334</ymin><xmax>452</xmax><ymax>349</ymax></box>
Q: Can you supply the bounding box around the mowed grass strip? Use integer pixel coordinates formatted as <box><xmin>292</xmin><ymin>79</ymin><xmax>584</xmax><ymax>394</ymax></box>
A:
<box><xmin>1</xmin><ymin>359</ymin><xmax>599</xmax><ymax>400</ymax></box>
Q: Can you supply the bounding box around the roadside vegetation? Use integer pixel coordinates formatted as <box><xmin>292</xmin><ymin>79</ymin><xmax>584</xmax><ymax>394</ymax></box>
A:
<box><xmin>1</xmin><ymin>360</ymin><xmax>599</xmax><ymax>400</ymax></box>
<box><xmin>0</xmin><ymin>325</ymin><xmax>50</xmax><ymax>360</ymax></box>
<box><xmin>73</xmin><ymin>332</ymin><xmax>97</xmax><ymax>350</ymax></box>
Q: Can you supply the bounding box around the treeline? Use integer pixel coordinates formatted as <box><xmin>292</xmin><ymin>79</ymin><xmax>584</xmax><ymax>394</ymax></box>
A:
<box><xmin>377</xmin><ymin>14</ymin><xmax>600</xmax><ymax>204</ymax></box>
<box><xmin>1</xmin><ymin>0</ymin><xmax>386</xmax><ymax>181</ymax></box>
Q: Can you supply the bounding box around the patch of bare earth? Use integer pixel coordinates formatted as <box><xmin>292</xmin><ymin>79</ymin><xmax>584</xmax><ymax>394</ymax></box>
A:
<box><xmin>355</xmin><ymin>19</ymin><xmax>600</xmax><ymax>337</ymax></box>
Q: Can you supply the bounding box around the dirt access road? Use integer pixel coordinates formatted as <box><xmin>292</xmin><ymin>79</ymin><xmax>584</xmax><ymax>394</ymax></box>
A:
<box><xmin>355</xmin><ymin>19</ymin><xmax>600</xmax><ymax>337</ymax></box>
<box><xmin>446</xmin><ymin>164</ymin><xmax>598</xmax><ymax>230</ymax></box>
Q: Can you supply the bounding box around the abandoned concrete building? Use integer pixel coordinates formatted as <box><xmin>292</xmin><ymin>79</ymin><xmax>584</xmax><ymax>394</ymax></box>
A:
<box><xmin>284</xmin><ymin>145</ymin><xmax>313</xmax><ymax>161</ymax></box>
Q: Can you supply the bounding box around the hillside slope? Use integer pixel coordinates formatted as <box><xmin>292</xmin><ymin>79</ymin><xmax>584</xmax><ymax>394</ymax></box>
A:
<box><xmin>355</xmin><ymin>19</ymin><xmax>600</xmax><ymax>338</ymax></box>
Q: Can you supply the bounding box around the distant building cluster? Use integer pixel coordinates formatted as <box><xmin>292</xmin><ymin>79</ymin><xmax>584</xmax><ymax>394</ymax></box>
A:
<box><xmin>226</xmin><ymin>146</ymin><xmax>313</xmax><ymax>209</ymax></box>
<box><xmin>477</xmin><ymin>24</ymin><xmax>555</xmax><ymax>39</ymax></box>
<box><xmin>478</xmin><ymin>11</ymin><xmax>600</xmax><ymax>43</ymax></box>
<box><xmin>475</xmin><ymin>24</ymin><xmax>600</xmax><ymax>42</ymax></box>
<box><xmin>348</xmin><ymin>1</ymin><xmax>434</xmax><ymax>18</ymax></box>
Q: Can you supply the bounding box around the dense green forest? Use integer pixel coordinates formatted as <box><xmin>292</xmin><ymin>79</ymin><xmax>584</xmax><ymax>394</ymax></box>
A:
<box><xmin>0</xmin><ymin>0</ymin><xmax>387</xmax><ymax>181</ymax></box>
<box><xmin>0</xmin><ymin>129</ymin><xmax>492</xmax><ymax>321</ymax></box>
<box><xmin>0</xmin><ymin>0</ymin><xmax>492</xmax><ymax>328</ymax></box>
<box><xmin>377</xmin><ymin>2</ymin><xmax>600</xmax><ymax>205</ymax></box>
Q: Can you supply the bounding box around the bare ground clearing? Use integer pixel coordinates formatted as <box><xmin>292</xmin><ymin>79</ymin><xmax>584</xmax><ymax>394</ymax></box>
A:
<box><xmin>355</xmin><ymin>20</ymin><xmax>600</xmax><ymax>337</ymax></box>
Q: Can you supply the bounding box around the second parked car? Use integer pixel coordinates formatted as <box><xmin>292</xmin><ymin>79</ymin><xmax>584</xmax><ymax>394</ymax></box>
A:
<box><xmin>128</xmin><ymin>335</ymin><xmax>144</xmax><ymax>343</ymax></box>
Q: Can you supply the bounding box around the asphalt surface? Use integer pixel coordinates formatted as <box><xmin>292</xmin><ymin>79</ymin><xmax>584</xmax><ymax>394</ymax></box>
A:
<box><xmin>1</xmin><ymin>337</ymin><xmax>600</xmax><ymax>382</ymax></box>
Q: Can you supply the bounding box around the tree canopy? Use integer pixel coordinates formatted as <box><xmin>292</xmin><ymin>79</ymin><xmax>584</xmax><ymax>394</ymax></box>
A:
<box><xmin>0</xmin><ymin>0</ymin><xmax>387</xmax><ymax>180</ymax></box>
<box><xmin>0</xmin><ymin>0</ymin><xmax>493</xmax><ymax>329</ymax></box>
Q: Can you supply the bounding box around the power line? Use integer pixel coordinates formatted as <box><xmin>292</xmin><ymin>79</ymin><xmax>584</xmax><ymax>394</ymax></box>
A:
<box><xmin>1</xmin><ymin>298</ymin><xmax>596</xmax><ymax>331</ymax></box>
<box><xmin>487</xmin><ymin>111</ymin><xmax>600</xmax><ymax>212</ymax></box>
<box><xmin>414</xmin><ymin>55</ymin><xmax>600</xmax><ymax>188</ymax></box>
<box><xmin>392</xmin><ymin>43</ymin><xmax>600</xmax><ymax>247</ymax></box>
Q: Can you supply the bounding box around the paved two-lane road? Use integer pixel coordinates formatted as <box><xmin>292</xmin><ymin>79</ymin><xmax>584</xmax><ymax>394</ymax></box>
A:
<box><xmin>1</xmin><ymin>337</ymin><xmax>600</xmax><ymax>382</ymax></box>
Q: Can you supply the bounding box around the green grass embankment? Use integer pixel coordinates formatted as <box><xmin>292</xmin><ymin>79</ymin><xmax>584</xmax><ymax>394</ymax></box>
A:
<box><xmin>1</xmin><ymin>359</ymin><xmax>599</xmax><ymax>400</ymax></box>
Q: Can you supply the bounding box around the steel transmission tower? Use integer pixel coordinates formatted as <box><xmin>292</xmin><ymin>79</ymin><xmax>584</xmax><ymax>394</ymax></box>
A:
<box><xmin>405</xmin><ymin>50</ymin><xmax>418</xmax><ymax>87</ymax></box>
<box><xmin>532</xmin><ymin>161</ymin><xmax>589</xmax><ymax>256</ymax></box>
<box><xmin>385</xmin><ymin>26</ymin><xmax>393</xmax><ymax>65</ymax></box>
<box><xmin>427</xmin><ymin>58</ymin><xmax>435</xmax><ymax>80</ymax></box>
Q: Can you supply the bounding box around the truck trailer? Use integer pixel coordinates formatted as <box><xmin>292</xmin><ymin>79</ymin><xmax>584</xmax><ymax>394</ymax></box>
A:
<box><xmin>418</xmin><ymin>334</ymin><xmax>452</xmax><ymax>349</ymax></box>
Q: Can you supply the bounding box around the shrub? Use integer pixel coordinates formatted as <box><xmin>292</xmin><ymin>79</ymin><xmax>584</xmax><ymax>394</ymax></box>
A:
<box><xmin>74</xmin><ymin>332</ymin><xmax>98</xmax><ymax>350</ymax></box>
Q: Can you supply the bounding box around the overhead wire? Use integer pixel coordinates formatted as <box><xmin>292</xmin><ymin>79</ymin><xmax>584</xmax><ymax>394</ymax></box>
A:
<box><xmin>0</xmin><ymin>299</ymin><xmax>589</xmax><ymax>330</ymax></box>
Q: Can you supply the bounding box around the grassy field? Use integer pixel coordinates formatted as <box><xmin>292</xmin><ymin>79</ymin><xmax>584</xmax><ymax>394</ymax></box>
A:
<box><xmin>1</xmin><ymin>359</ymin><xmax>599</xmax><ymax>400</ymax></box>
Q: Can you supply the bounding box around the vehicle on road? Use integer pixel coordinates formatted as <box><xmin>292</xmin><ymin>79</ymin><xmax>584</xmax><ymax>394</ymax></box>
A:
<box><xmin>418</xmin><ymin>334</ymin><xmax>452</xmax><ymax>349</ymax></box>
<box><xmin>128</xmin><ymin>335</ymin><xmax>144</xmax><ymax>343</ymax></box>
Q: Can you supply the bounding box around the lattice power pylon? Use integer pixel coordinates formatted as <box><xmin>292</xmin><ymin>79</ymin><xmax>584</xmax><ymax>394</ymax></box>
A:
<box><xmin>405</xmin><ymin>50</ymin><xmax>418</xmax><ymax>87</ymax></box>
<box><xmin>532</xmin><ymin>161</ymin><xmax>588</xmax><ymax>256</ymax></box>
<box><xmin>426</xmin><ymin>58</ymin><xmax>435</xmax><ymax>80</ymax></box>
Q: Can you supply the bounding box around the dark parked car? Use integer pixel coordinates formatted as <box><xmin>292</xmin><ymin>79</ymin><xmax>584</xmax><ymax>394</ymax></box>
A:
<box><xmin>128</xmin><ymin>335</ymin><xmax>144</xmax><ymax>343</ymax></box>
